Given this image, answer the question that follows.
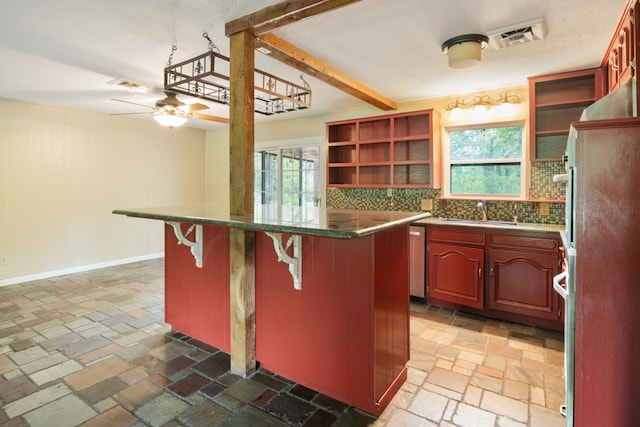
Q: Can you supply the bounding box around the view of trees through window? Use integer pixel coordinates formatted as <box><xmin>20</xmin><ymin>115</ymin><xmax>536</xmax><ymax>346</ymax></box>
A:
<box><xmin>448</xmin><ymin>125</ymin><xmax>523</xmax><ymax>196</ymax></box>
<box><xmin>254</xmin><ymin>146</ymin><xmax>320</xmax><ymax>209</ymax></box>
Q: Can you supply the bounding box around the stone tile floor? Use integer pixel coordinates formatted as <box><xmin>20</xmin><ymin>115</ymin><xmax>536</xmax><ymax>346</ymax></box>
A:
<box><xmin>0</xmin><ymin>259</ymin><xmax>566</xmax><ymax>426</ymax></box>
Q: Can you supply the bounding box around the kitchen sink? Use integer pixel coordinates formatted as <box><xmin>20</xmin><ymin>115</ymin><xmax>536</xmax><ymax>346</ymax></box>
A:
<box><xmin>443</xmin><ymin>218</ymin><xmax>518</xmax><ymax>226</ymax></box>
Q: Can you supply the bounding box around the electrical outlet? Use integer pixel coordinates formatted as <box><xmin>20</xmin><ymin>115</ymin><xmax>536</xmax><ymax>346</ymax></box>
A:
<box><xmin>420</xmin><ymin>198</ymin><xmax>433</xmax><ymax>211</ymax></box>
<box><xmin>539</xmin><ymin>202</ymin><xmax>550</xmax><ymax>216</ymax></box>
<box><xmin>0</xmin><ymin>256</ymin><xmax>7</xmax><ymax>266</ymax></box>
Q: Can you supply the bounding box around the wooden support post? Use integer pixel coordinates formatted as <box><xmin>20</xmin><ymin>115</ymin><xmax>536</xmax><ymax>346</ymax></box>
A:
<box><xmin>229</xmin><ymin>30</ymin><xmax>256</xmax><ymax>377</ymax></box>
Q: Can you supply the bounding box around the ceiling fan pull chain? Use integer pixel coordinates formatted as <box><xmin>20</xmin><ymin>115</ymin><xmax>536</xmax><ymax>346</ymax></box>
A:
<box><xmin>202</xmin><ymin>32</ymin><xmax>220</xmax><ymax>53</ymax></box>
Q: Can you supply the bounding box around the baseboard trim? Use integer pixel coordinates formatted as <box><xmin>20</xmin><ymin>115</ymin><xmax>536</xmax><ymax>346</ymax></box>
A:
<box><xmin>0</xmin><ymin>253</ymin><xmax>164</xmax><ymax>287</ymax></box>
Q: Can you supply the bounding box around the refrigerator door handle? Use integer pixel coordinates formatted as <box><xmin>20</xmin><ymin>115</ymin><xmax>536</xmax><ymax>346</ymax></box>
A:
<box><xmin>553</xmin><ymin>173</ymin><xmax>569</xmax><ymax>183</ymax></box>
<box><xmin>553</xmin><ymin>271</ymin><xmax>568</xmax><ymax>300</ymax></box>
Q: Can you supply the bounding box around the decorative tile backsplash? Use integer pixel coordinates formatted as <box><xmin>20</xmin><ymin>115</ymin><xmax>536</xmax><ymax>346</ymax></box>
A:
<box><xmin>530</xmin><ymin>161</ymin><xmax>566</xmax><ymax>201</ymax></box>
<box><xmin>326</xmin><ymin>160</ymin><xmax>566</xmax><ymax>225</ymax></box>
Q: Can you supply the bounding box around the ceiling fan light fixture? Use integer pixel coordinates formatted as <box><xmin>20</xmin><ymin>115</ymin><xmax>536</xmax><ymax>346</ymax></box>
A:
<box><xmin>441</xmin><ymin>34</ymin><xmax>489</xmax><ymax>69</ymax></box>
<box><xmin>153</xmin><ymin>111</ymin><xmax>188</xmax><ymax>128</ymax></box>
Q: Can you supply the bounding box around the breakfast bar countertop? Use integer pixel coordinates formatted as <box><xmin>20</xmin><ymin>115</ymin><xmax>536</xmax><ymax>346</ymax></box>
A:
<box><xmin>112</xmin><ymin>205</ymin><xmax>432</xmax><ymax>238</ymax></box>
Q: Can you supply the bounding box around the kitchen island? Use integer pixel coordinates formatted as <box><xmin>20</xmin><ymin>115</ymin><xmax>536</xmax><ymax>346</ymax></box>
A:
<box><xmin>113</xmin><ymin>205</ymin><xmax>430</xmax><ymax>415</ymax></box>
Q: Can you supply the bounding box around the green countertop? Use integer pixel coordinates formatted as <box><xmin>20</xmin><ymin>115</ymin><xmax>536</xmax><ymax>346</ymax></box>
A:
<box><xmin>413</xmin><ymin>217</ymin><xmax>565</xmax><ymax>234</ymax></box>
<box><xmin>112</xmin><ymin>205</ymin><xmax>432</xmax><ymax>239</ymax></box>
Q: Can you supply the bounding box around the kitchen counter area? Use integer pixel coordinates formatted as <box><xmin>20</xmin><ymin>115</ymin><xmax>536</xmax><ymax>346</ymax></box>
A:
<box><xmin>414</xmin><ymin>217</ymin><xmax>565</xmax><ymax>234</ymax></box>
<box><xmin>113</xmin><ymin>205</ymin><xmax>430</xmax><ymax>415</ymax></box>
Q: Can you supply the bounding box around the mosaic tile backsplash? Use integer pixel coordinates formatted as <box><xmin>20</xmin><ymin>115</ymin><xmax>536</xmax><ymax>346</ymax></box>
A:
<box><xmin>530</xmin><ymin>161</ymin><xmax>566</xmax><ymax>201</ymax></box>
<box><xmin>326</xmin><ymin>161</ymin><xmax>566</xmax><ymax>225</ymax></box>
<box><xmin>327</xmin><ymin>188</ymin><xmax>565</xmax><ymax>224</ymax></box>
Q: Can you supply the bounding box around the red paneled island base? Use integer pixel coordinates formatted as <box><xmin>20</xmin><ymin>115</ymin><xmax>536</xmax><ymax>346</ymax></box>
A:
<box><xmin>255</xmin><ymin>225</ymin><xmax>409</xmax><ymax>414</ymax></box>
<box><xmin>114</xmin><ymin>206</ymin><xmax>429</xmax><ymax>416</ymax></box>
<box><xmin>164</xmin><ymin>223</ymin><xmax>409</xmax><ymax>415</ymax></box>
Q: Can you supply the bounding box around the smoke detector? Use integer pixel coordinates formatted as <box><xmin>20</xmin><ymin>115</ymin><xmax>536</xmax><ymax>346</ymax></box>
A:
<box><xmin>487</xmin><ymin>18</ymin><xmax>547</xmax><ymax>49</ymax></box>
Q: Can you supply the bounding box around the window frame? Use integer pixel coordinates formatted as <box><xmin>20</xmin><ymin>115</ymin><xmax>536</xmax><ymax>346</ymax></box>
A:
<box><xmin>254</xmin><ymin>136</ymin><xmax>326</xmax><ymax>209</ymax></box>
<box><xmin>443</xmin><ymin>120</ymin><xmax>527</xmax><ymax>200</ymax></box>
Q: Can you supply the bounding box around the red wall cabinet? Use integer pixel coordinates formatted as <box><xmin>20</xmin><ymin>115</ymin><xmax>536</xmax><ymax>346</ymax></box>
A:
<box><xmin>327</xmin><ymin>109</ymin><xmax>441</xmax><ymax>188</ymax></box>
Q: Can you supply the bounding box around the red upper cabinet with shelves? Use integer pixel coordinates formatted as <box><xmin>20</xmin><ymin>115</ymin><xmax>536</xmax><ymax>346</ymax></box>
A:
<box><xmin>528</xmin><ymin>68</ymin><xmax>604</xmax><ymax>161</ymax></box>
<box><xmin>326</xmin><ymin>109</ymin><xmax>441</xmax><ymax>188</ymax></box>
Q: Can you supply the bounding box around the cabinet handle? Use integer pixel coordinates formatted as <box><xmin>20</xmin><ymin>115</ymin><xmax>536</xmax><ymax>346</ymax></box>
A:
<box><xmin>409</xmin><ymin>231</ymin><xmax>421</xmax><ymax>236</ymax></box>
<box><xmin>490</xmin><ymin>267</ymin><xmax>494</xmax><ymax>278</ymax></box>
<box><xmin>611</xmin><ymin>52</ymin><xmax>619</xmax><ymax>70</ymax></box>
<box><xmin>478</xmin><ymin>268</ymin><xmax>482</xmax><ymax>278</ymax></box>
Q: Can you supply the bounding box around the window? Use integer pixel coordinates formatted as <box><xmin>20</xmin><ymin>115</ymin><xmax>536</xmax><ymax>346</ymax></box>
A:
<box><xmin>254</xmin><ymin>139</ymin><xmax>324</xmax><ymax>218</ymax></box>
<box><xmin>444</xmin><ymin>121</ymin><xmax>525</xmax><ymax>199</ymax></box>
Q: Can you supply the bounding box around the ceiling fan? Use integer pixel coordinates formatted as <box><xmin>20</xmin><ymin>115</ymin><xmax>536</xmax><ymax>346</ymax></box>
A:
<box><xmin>112</xmin><ymin>90</ymin><xmax>229</xmax><ymax>127</ymax></box>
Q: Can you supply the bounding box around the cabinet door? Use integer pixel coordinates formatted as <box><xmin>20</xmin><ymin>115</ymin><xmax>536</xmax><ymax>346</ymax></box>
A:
<box><xmin>428</xmin><ymin>242</ymin><xmax>484</xmax><ymax>309</ymax></box>
<box><xmin>487</xmin><ymin>248</ymin><xmax>559</xmax><ymax>321</ymax></box>
<box><xmin>409</xmin><ymin>226</ymin><xmax>426</xmax><ymax>299</ymax></box>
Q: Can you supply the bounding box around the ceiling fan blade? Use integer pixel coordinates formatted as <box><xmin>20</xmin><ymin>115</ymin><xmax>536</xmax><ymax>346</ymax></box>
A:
<box><xmin>112</xmin><ymin>98</ymin><xmax>154</xmax><ymax>109</ymax></box>
<box><xmin>111</xmin><ymin>112</ymin><xmax>152</xmax><ymax>116</ymax></box>
<box><xmin>191</xmin><ymin>113</ymin><xmax>229</xmax><ymax>124</ymax></box>
<box><xmin>183</xmin><ymin>102</ymin><xmax>209</xmax><ymax>112</ymax></box>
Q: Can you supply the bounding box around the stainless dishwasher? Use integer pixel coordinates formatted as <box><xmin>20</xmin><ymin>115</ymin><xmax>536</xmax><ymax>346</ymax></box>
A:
<box><xmin>409</xmin><ymin>225</ymin><xmax>426</xmax><ymax>300</ymax></box>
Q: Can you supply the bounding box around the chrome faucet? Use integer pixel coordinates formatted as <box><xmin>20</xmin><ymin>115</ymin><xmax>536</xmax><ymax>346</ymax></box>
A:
<box><xmin>477</xmin><ymin>200</ymin><xmax>488</xmax><ymax>221</ymax></box>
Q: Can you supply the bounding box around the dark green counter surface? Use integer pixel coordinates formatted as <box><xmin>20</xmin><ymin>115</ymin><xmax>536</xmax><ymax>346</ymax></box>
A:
<box><xmin>113</xmin><ymin>205</ymin><xmax>431</xmax><ymax>238</ymax></box>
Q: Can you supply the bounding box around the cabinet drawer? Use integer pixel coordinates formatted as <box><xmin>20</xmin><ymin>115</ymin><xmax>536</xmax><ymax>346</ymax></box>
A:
<box><xmin>428</xmin><ymin>226</ymin><xmax>485</xmax><ymax>246</ymax></box>
<box><xmin>489</xmin><ymin>232</ymin><xmax>559</xmax><ymax>252</ymax></box>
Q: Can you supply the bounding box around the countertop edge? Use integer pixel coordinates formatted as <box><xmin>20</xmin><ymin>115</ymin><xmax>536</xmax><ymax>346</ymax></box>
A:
<box><xmin>413</xmin><ymin>217</ymin><xmax>565</xmax><ymax>234</ymax></box>
<box><xmin>112</xmin><ymin>208</ymin><xmax>431</xmax><ymax>239</ymax></box>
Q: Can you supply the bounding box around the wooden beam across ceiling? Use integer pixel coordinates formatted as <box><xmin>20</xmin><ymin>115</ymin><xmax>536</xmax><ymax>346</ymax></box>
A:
<box><xmin>226</xmin><ymin>0</ymin><xmax>397</xmax><ymax>111</ymax></box>
<box><xmin>225</xmin><ymin>0</ymin><xmax>360</xmax><ymax>36</ymax></box>
<box><xmin>256</xmin><ymin>33</ymin><xmax>398</xmax><ymax>111</ymax></box>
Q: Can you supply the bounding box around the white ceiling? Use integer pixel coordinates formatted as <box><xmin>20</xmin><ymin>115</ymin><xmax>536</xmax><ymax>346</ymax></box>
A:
<box><xmin>0</xmin><ymin>0</ymin><xmax>627</xmax><ymax>130</ymax></box>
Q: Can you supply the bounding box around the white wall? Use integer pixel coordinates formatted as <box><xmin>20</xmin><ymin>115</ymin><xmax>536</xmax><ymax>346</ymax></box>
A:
<box><xmin>0</xmin><ymin>98</ymin><xmax>206</xmax><ymax>285</ymax></box>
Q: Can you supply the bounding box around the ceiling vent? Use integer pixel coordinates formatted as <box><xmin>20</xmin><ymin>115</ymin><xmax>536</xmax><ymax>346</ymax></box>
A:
<box><xmin>107</xmin><ymin>78</ymin><xmax>148</xmax><ymax>93</ymax></box>
<box><xmin>487</xmin><ymin>18</ymin><xmax>547</xmax><ymax>49</ymax></box>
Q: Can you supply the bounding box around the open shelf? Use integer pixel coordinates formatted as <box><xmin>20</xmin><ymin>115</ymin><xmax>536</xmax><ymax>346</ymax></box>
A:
<box><xmin>326</xmin><ymin>109</ymin><xmax>441</xmax><ymax>188</ymax></box>
<box><xmin>528</xmin><ymin>68</ymin><xmax>604</xmax><ymax>161</ymax></box>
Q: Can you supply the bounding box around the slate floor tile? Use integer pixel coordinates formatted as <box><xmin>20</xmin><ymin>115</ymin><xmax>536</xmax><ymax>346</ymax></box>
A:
<box><xmin>167</xmin><ymin>372</ymin><xmax>211</xmax><ymax>397</ymax></box>
<box><xmin>79</xmin><ymin>376</ymin><xmax>129</xmax><ymax>403</ymax></box>
<box><xmin>201</xmin><ymin>381</ymin><xmax>226</xmax><ymax>399</ymax></box>
<box><xmin>114</xmin><ymin>379</ymin><xmax>164</xmax><ymax>409</ymax></box>
<box><xmin>22</xmin><ymin>394</ymin><xmax>96</xmax><ymax>427</ymax></box>
<box><xmin>178</xmin><ymin>400</ymin><xmax>233</xmax><ymax>426</ymax></box>
<box><xmin>0</xmin><ymin>259</ymin><xmax>566</xmax><ymax>427</ymax></box>
<box><xmin>134</xmin><ymin>392</ymin><xmax>189</xmax><ymax>427</ymax></box>
<box><xmin>193</xmin><ymin>352</ymin><xmax>231</xmax><ymax>379</ymax></box>
<box><xmin>0</xmin><ymin>375</ymin><xmax>39</xmax><ymax>404</ymax></box>
<box><xmin>224</xmin><ymin>404</ymin><xmax>289</xmax><ymax>427</ymax></box>
<box><xmin>251</xmin><ymin>371</ymin><xmax>289</xmax><ymax>391</ymax></box>
<box><xmin>290</xmin><ymin>384</ymin><xmax>318</xmax><ymax>402</ymax></box>
<box><xmin>264</xmin><ymin>394</ymin><xmax>316</xmax><ymax>425</ymax></box>
<box><xmin>82</xmin><ymin>405</ymin><xmax>137</xmax><ymax>427</ymax></box>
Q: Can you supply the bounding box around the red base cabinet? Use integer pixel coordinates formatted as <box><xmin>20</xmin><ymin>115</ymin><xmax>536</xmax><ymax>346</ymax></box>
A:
<box><xmin>427</xmin><ymin>226</ymin><xmax>485</xmax><ymax>310</ymax></box>
<box><xmin>488</xmin><ymin>249</ymin><xmax>559</xmax><ymax>320</ymax></box>
<box><xmin>256</xmin><ymin>225</ymin><xmax>409</xmax><ymax>415</ymax></box>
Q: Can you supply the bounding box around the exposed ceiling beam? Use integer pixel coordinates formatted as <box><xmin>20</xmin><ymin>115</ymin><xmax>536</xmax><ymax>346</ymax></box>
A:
<box><xmin>256</xmin><ymin>33</ymin><xmax>398</xmax><ymax>111</ymax></box>
<box><xmin>225</xmin><ymin>0</ymin><xmax>361</xmax><ymax>36</ymax></box>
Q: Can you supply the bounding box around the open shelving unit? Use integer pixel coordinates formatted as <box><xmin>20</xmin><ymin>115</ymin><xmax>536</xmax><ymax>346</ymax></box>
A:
<box><xmin>327</xmin><ymin>109</ymin><xmax>441</xmax><ymax>188</ymax></box>
<box><xmin>528</xmin><ymin>68</ymin><xmax>604</xmax><ymax>161</ymax></box>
